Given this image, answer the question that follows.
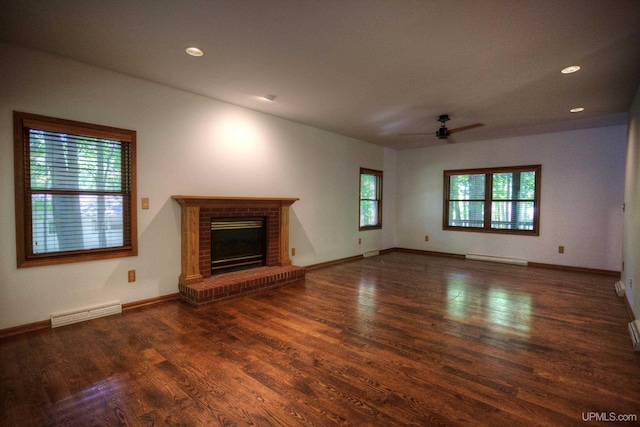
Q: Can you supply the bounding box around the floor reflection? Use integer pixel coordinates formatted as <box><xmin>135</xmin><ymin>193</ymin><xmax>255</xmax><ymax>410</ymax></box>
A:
<box><xmin>446</xmin><ymin>275</ymin><xmax>531</xmax><ymax>334</ymax></box>
<box><xmin>355</xmin><ymin>280</ymin><xmax>378</xmax><ymax>334</ymax></box>
<box><xmin>446</xmin><ymin>275</ymin><xmax>468</xmax><ymax>318</ymax></box>
<box><xmin>46</xmin><ymin>374</ymin><xmax>128</xmax><ymax>424</ymax></box>
<box><xmin>357</xmin><ymin>280</ymin><xmax>378</xmax><ymax>315</ymax></box>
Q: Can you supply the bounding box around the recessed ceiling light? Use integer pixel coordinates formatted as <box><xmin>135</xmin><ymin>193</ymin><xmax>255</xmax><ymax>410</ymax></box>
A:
<box><xmin>185</xmin><ymin>47</ymin><xmax>204</xmax><ymax>57</ymax></box>
<box><xmin>570</xmin><ymin>107</ymin><xmax>585</xmax><ymax>113</ymax></box>
<box><xmin>561</xmin><ymin>65</ymin><xmax>580</xmax><ymax>74</ymax></box>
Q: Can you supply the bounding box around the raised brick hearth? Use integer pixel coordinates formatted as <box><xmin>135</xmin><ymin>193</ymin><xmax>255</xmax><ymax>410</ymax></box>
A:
<box><xmin>172</xmin><ymin>196</ymin><xmax>304</xmax><ymax>306</ymax></box>
<box><xmin>179</xmin><ymin>265</ymin><xmax>305</xmax><ymax>307</ymax></box>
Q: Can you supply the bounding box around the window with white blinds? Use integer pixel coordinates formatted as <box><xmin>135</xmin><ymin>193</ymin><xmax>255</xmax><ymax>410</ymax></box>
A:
<box><xmin>443</xmin><ymin>165</ymin><xmax>540</xmax><ymax>235</ymax></box>
<box><xmin>14</xmin><ymin>112</ymin><xmax>137</xmax><ymax>267</ymax></box>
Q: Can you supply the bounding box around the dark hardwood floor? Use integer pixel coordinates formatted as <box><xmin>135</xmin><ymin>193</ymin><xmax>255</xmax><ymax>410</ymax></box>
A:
<box><xmin>1</xmin><ymin>252</ymin><xmax>639</xmax><ymax>426</ymax></box>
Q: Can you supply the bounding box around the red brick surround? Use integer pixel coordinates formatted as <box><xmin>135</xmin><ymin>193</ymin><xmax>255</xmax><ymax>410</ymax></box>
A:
<box><xmin>199</xmin><ymin>206</ymin><xmax>279</xmax><ymax>279</ymax></box>
<box><xmin>172</xmin><ymin>196</ymin><xmax>304</xmax><ymax>306</ymax></box>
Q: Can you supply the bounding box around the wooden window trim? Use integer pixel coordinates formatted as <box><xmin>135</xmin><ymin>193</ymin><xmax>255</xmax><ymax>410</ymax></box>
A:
<box><xmin>14</xmin><ymin>111</ymin><xmax>138</xmax><ymax>268</ymax></box>
<box><xmin>359</xmin><ymin>167</ymin><xmax>383</xmax><ymax>231</ymax></box>
<box><xmin>443</xmin><ymin>165</ymin><xmax>541</xmax><ymax>236</ymax></box>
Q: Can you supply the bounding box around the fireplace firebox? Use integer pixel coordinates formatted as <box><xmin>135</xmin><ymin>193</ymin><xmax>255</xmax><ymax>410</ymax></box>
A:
<box><xmin>211</xmin><ymin>217</ymin><xmax>266</xmax><ymax>275</ymax></box>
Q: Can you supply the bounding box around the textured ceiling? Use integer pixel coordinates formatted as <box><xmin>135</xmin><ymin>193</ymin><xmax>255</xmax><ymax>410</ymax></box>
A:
<box><xmin>1</xmin><ymin>0</ymin><xmax>639</xmax><ymax>149</ymax></box>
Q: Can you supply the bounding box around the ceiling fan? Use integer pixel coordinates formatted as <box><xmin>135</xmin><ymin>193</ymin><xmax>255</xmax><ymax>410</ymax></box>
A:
<box><xmin>403</xmin><ymin>115</ymin><xmax>484</xmax><ymax>141</ymax></box>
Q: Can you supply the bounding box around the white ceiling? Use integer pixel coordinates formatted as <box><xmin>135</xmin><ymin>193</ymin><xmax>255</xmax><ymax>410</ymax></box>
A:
<box><xmin>2</xmin><ymin>0</ymin><xmax>639</xmax><ymax>149</ymax></box>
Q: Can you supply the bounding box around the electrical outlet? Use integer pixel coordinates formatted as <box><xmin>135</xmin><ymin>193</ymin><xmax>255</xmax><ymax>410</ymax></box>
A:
<box><xmin>558</xmin><ymin>246</ymin><xmax>564</xmax><ymax>254</ymax></box>
<box><xmin>128</xmin><ymin>270</ymin><xmax>136</xmax><ymax>282</ymax></box>
<box><xmin>291</xmin><ymin>247</ymin><xmax>296</xmax><ymax>256</ymax></box>
<box><xmin>358</xmin><ymin>238</ymin><xmax>362</xmax><ymax>245</ymax></box>
<box><xmin>425</xmin><ymin>235</ymin><xmax>429</xmax><ymax>242</ymax></box>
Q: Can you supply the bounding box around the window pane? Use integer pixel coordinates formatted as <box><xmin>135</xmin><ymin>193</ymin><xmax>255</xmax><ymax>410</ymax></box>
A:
<box><xmin>448</xmin><ymin>201</ymin><xmax>484</xmax><ymax>227</ymax></box>
<box><xmin>492</xmin><ymin>173</ymin><xmax>513</xmax><ymax>200</ymax></box>
<box><xmin>491</xmin><ymin>201</ymin><xmax>534</xmax><ymax>230</ymax></box>
<box><xmin>492</xmin><ymin>171</ymin><xmax>536</xmax><ymax>200</ymax></box>
<box><xmin>450</xmin><ymin>174</ymin><xmax>485</xmax><ymax>200</ymax></box>
<box><xmin>29</xmin><ymin>130</ymin><xmax>123</xmax><ymax>192</ymax></box>
<box><xmin>360</xmin><ymin>201</ymin><xmax>379</xmax><ymax>227</ymax></box>
<box><xmin>360</xmin><ymin>174</ymin><xmax>378</xmax><ymax>199</ymax></box>
<box><xmin>518</xmin><ymin>171</ymin><xmax>536</xmax><ymax>199</ymax></box>
<box><xmin>31</xmin><ymin>194</ymin><xmax>124</xmax><ymax>254</ymax></box>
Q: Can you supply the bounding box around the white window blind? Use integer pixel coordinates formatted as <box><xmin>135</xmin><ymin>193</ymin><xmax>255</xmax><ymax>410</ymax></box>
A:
<box><xmin>27</xmin><ymin>129</ymin><xmax>132</xmax><ymax>254</ymax></box>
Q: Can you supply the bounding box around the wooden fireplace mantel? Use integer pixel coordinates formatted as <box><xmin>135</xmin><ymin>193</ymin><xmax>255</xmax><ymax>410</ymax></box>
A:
<box><xmin>171</xmin><ymin>196</ymin><xmax>299</xmax><ymax>286</ymax></box>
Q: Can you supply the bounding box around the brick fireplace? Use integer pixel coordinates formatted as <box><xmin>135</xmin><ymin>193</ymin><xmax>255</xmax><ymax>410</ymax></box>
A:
<box><xmin>172</xmin><ymin>196</ymin><xmax>305</xmax><ymax>306</ymax></box>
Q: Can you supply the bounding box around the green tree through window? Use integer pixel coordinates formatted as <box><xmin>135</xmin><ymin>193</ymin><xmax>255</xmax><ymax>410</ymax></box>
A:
<box><xmin>359</xmin><ymin>168</ymin><xmax>382</xmax><ymax>230</ymax></box>
<box><xmin>444</xmin><ymin>165</ymin><xmax>540</xmax><ymax>235</ymax></box>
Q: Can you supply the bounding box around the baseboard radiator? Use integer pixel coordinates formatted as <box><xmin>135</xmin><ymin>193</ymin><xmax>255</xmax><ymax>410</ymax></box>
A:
<box><xmin>51</xmin><ymin>301</ymin><xmax>122</xmax><ymax>328</ymax></box>
<box><xmin>363</xmin><ymin>250</ymin><xmax>380</xmax><ymax>258</ymax></box>
<box><xmin>628</xmin><ymin>320</ymin><xmax>640</xmax><ymax>351</ymax></box>
<box><xmin>465</xmin><ymin>253</ymin><xmax>528</xmax><ymax>266</ymax></box>
<box><xmin>615</xmin><ymin>280</ymin><xmax>626</xmax><ymax>297</ymax></box>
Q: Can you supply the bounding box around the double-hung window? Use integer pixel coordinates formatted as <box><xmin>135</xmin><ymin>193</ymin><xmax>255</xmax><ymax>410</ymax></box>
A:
<box><xmin>443</xmin><ymin>165</ymin><xmax>540</xmax><ymax>235</ymax></box>
<box><xmin>359</xmin><ymin>168</ymin><xmax>383</xmax><ymax>230</ymax></box>
<box><xmin>14</xmin><ymin>112</ymin><xmax>137</xmax><ymax>267</ymax></box>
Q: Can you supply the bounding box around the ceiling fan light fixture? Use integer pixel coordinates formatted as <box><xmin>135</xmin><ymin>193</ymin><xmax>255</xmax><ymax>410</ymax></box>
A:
<box><xmin>561</xmin><ymin>65</ymin><xmax>580</xmax><ymax>74</ymax></box>
<box><xmin>435</xmin><ymin>115</ymin><xmax>450</xmax><ymax>139</ymax></box>
<box><xmin>436</xmin><ymin>128</ymin><xmax>450</xmax><ymax>139</ymax></box>
<box><xmin>185</xmin><ymin>47</ymin><xmax>204</xmax><ymax>57</ymax></box>
<box><xmin>401</xmin><ymin>114</ymin><xmax>482</xmax><ymax>141</ymax></box>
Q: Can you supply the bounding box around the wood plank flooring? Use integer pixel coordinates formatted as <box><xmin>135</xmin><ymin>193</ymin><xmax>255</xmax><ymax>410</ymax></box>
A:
<box><xmin>1</xmin><ymin>252</ymin><xmax>639</xmax><ymax>426</ymax></box>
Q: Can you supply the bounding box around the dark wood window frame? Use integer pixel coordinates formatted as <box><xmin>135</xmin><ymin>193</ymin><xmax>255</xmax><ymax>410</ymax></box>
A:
<box><xmin>443</xmin><ymin>165</ymin><xmax>541</xmax><ymax>236</ymax></box>
<box><xmin>14</xmin><ymin>111</ymin><xmax>137</xmax><ymax>268</ymax></box>
<box><xmin>359</xmin><ymin>168</ymin><xmax>383</xmax><ymax>231</ymax></box>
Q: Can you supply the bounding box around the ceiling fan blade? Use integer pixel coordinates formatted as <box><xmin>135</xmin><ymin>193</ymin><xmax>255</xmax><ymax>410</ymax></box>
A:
<box><xmin>448</xmin><ymin>123</ymin><xmax>484</xmax><ymax>134</ymax></box>
<box><xmin>399</xmin><ymin>132</ymin><xmax>431</xmax><ymax>136</ymax></box>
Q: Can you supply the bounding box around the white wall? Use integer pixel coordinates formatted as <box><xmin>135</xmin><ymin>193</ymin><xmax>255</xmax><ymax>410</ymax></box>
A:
<box><xmin>0</xmin><ymin>41</ymin><xmax>629</xmax><ymax>330</ymax></box>
<box><xmin>622</xmin><ymin>84</ymin><xmax>640</xmax><ymax>319</ymax></box>
<box><xmin>0</xmin><ymin>43</ymin><xmax>395</xmax><ymax>329</ymax></box>
<box><xmin>395</xmin><ymin>126</ymin><xmax>627</xmax><ymax>271</ymax></box>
